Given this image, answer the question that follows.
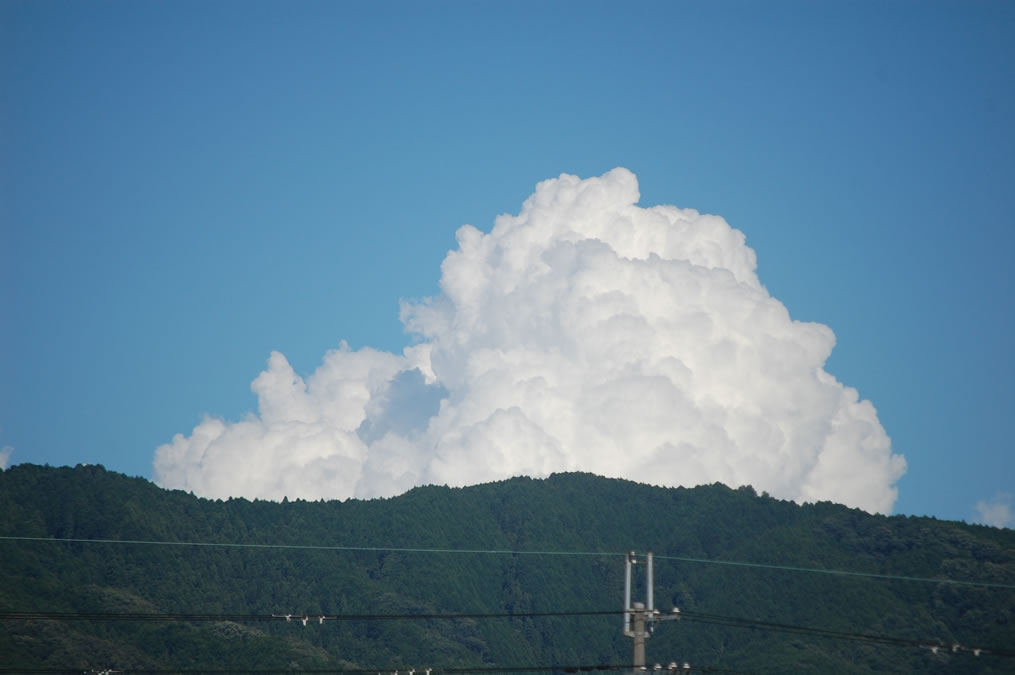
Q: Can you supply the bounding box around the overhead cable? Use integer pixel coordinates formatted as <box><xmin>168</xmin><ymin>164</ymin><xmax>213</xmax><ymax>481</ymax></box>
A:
<box><xmin>0</xmin><ymin>663</ymin><xmax>755</xmax><ymax>675</ymax></box>
<box><xmin>676</xmin><ymin>609</ymin><xmax>1015</xmax><ymax>659</ymax></box>
<box><xmin>0</xmin><ymin>609</ymin><xmax>617</xmax><ymax>622</ymax></box>
<box><xmin>2</xmin><ymin>535</ymin><xmax>1011</xmax><ymax>589</ymax></box>
<box><xmin>4</xmin><ymin>608</ymin><xmax>1012</xmax><ymax>659</ymax></box>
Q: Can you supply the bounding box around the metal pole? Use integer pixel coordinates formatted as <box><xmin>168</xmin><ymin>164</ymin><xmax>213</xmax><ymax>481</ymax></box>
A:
<box><xmin>646</xmin><ymin>552</ymin><xmax>654</xmax><ymax>612</ymax></box>
<box><xmin>624</xmin><ymin>551</ymin><xmax>633</xmax><ymax>635</ymax></box>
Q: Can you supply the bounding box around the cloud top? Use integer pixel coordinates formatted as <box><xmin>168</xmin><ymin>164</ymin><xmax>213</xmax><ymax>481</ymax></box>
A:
<box><xmin>154</xmin><ymin>168</ymin><xmax>906</xmax><ymax>513</ymax></box>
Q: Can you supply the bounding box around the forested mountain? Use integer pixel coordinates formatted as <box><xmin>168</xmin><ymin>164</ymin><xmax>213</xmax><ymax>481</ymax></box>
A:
<box><xmin>1</xmin><ymin>464</ymin><xmax>1013</xmax><ymax>674</ymax></box>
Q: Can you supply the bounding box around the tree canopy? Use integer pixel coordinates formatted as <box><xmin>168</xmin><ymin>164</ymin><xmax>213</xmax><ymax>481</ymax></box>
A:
<box><xmin>1</xmin><ymin>464</ymin><xmax>1012</xmax><ymax>673</ymax></box>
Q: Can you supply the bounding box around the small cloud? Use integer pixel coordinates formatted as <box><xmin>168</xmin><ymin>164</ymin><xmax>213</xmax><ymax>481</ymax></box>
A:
<box><xmin>975</xmin><ymin>491</ymin><xmax>1013</xmax><ymax>529</ymax></box>
<box><xmin>0</xmin><ymin>446</ymin><xmax>12</xmax><ymax>470</ymax></box>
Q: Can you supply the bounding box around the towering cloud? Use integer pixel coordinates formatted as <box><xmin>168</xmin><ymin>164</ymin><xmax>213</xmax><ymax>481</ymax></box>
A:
<box><xmin>154</xmin><ymin>169</ymin><xmax>906</xmax><ymax>513</ymax></box>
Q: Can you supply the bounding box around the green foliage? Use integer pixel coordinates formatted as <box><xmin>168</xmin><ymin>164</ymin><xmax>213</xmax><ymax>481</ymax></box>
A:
<box><xmin>1</xmin><ymin>465</ymin><xmax>1013</xmax><ymax>673</ymax></box>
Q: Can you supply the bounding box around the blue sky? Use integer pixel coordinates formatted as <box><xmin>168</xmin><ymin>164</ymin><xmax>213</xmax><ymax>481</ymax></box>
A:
<box><xmin>2</xmin><ymin>1</ymin><xmax>1012</xmax><ymax>524</ymax></box>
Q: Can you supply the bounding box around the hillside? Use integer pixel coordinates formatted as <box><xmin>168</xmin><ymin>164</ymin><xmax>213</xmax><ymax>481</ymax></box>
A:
<box><xmin>1</xmin><ymin>464</ymin><xmax>1013</xmax><ymax>673</ymax></box>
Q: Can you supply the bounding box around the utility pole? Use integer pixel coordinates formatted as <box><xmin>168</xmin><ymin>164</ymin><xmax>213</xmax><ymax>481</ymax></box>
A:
<box><xmin>623</xmin><ymin>551</ymin><xmax>679</xmax><ymax>674</ymax></box>
<box><xmin>631</xmin><ymin>601</ymin><xmax>646</xmax><ymax>668</ymax></box>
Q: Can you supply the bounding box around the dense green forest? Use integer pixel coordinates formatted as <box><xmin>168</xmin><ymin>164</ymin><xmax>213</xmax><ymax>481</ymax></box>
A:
<box><xmin>1</xmin><ymin>464</ymin><xmax>1013</xmax><ymax>674</ymax></box>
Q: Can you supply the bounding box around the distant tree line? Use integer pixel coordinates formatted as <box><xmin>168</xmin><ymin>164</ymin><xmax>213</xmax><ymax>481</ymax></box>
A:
<box><xmin>1</xmin><ymin>464</ymin><xmax>1013</xmax><ymax>673</ymax></box>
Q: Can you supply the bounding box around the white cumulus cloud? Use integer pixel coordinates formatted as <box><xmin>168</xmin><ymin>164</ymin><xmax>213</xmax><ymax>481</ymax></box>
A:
<box><xmin>975</xmin><ymin>492</ymin><xmax>1013</xmax><ymax>529</ymax></box>
<box><xmin>153</xmin><ymin>168</ymin><xmax>906</xmax><ymax>513</ymax></box>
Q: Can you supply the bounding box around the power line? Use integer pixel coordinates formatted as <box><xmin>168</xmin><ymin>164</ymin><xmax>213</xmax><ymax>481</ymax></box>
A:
<box><xmin>0</xmin><ymin>609</ymin><xmax>618</xmax><ymax>622</ymax></box>
<box><xmin>676</xmin><ymin>609</ymin><xmax>1015</xmax><ymax>659</ymax></box>
<box><xmin>653</xmin><ymin>553</ymin><xmax>1015</xmax><ymax>589</ymax></box>
<box><xmin>5</xmin><ymin>607</ymin><xmax>1011</xmax><ymax>660</ymax></box>
<box><xmin>3</xmin><ymin>535</ymin><xmax>1012</xmax><ymax>589</ymax></box>
<box><xmin>0</xmin><ymin>535</ymin><xmax>616</xmax><ymax>557</ymax></box>
<box><xmin>5</xmin><ymin>661</ymin><xmax>756</xmax><ymax>675</ymax></box>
